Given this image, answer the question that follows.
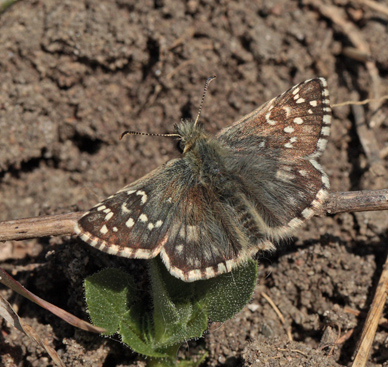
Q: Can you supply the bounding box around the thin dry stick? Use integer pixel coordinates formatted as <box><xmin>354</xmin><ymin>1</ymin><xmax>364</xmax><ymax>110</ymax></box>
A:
<box><xmin>0</xmin><ymin>212</ymin><xmax>83</xmax><ymax>241</ymax></box>
<box><xmin>307</xmin><ymin>0</ymin><xmax>382</xmax><ymax>112</ymax></box>
<box><xmin>352</xmin><ymin>255</ymin><xmax>388</xmax><ymax>367</ymax></box>
<box><xmin>332</xmin><ymin>95</ymin><xmax>388</xmax><ymax>108</ymax></box>
<box><xmin>325</xmin><ymin>190</ymin><xmax>388</xmax><ymax>214</ymax></box>
<box><xmin>345</xmin><ymin>307</ymin><xmax>388</xmax><ymax>326</ymax></box>
<box><xmin>356</xmin><ymin>0</ymin><xmax>388</xmax><ymax>17</ymax></box>
<box><xmin>0</xmin><ymin>190</ymin><xmax>387</xmax><ymax>242</ymax></box>
<box><xmin>261</xmin><ymin>292</ymin><xmax>286</xmax><ymax>324</ymax></box>
<box><xmin>261</xmin><ymin>292</ymin><xmax>293</xmax><ymax>342</ymax></box>
<box><xmin>351</xmin><ymin>100</ymin><xmax>386</xmax><ymax>169</ymax></box>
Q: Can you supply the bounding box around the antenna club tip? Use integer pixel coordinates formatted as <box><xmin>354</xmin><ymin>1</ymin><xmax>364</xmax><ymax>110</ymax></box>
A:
<box><xmin>120</xmin><ymin>131</ymin><xmax>130</xmax><ymax>140</ymax></box>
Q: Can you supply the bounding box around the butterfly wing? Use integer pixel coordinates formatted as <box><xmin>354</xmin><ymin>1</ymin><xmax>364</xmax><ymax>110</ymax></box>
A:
<box><xmin>76</xmin><ymin>159</ymin><xmax>192</xmax><ymax>259</ymax></box>
<box><xmin>75</xmin><ymin>158</ymin><xmax>273</xmax><ymax>282</ymax></box>
<box><xmin>217</xmin><ymin>78</ymin><xmax>331</xmax><ymax>158</ymax></box>
<box><xmin>216</xmin><ymin>78</ymin><xmax>331</xmax><ymax>235</ymax></box>
<box><xmin>159</xmin><ymin>181</ymin><xmax>275</xmax><ymax>282</ymax></box>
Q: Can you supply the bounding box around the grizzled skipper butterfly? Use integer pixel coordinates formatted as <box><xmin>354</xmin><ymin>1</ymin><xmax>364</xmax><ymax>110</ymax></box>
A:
<box><xmin>75</xmin><ymin>77</ymin><xmax>331</xmax><ymax>282</ymax></box>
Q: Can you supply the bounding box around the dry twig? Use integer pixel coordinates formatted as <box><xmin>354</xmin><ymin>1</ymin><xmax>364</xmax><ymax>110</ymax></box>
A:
<box><xmin>0</xmin><ymin>190</ymin><xmax>387</xmax><ymax>242</ymax></box>
<box><xmin>261</xmin><ymin>292</ymin><xmax>293</xmax><ymax>342</ymax></box>
<box><xmin>307</xmin><ymin>0</ymin><xmax>383</xmax><ymax>116</ymax></box>
<box><xmin>352</xmin><ymin>255</ymin><xmax>388</xmax><ymax>367</ymax></box>
<box><xmin>356</xmin><ymin>0</ymin><xmax>388</xmax><ymax>17</ymax></box>
<box><xmin>351</xmin><ymin>99</ymin><xmax>386</xmax><ymax>172</ymax></box>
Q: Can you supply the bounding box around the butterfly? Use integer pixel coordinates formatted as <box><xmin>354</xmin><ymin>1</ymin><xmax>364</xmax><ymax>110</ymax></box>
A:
<box><xmin>75</xmin><ymin>78</ymin><xmax>331</xmax><ymax>282</ymax></box>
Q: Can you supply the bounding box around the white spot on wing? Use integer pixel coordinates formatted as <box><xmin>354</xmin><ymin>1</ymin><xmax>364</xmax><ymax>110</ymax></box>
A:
<box><xmin>204</xmin><ymin>267</ymin><xmax>216</xmax><ymax>278</ymax></box>
<box><xmin>322</xmin><ymin>173</ymin><xmax>330</xmax><ymax>187</ymax></box>
<box><xmin>266</xmin><ymin>112</ymin><xmax>277</xmax><ymax>125</ymax></box>
<box><xmin>105</xmin><ymin>212</ymin><xmax>114</xmax><ymax>221</ymax></box>
<box><xmin>301</xmin><ymin>207</ymin><xmax>314</xmax><ymax>219</ymax></box>
<box><xmin>316</xmin><ymin>188</ymin><xmax>329</xmax><ymax>201</ymax></box>
<box><xmin>293</xmin><ymin>117</ymin><xmax>303</xmax><ymax>124</ymax></box>
<box><xmin>136</xmin><ymin>190</ymin><xmax>148</xmax><ymax>204</ymax></box>
<box><xmin>225</xmin><ymin>260</ymin><xmax>234</xmax><ymax>272</ymax></box>
<box><xmin>135</xmin><ymin>249</ymin><xmax>154</xmax><ymax>258</ymax></box>
<box><xmin>121</xmin><ymin>202</ymin><xmax>131</xmax><ymax>214</ymax></box>
<box><xmin>276</xmin><ymin>170</ymin><xmax>296</xmax><ymax>181</ymax></box>
<box><xmin>323</xmin><ymin>115</ymin><xmax>331</xmax><ymax>125</ymax></box>
<box><xmin>191</xmin><ymin>269</ymin><xmax>202</xmax><ymax>279</ymax></box>
<box><xmin>179</xmin><ymin>225</ymin><xmax>199</xmax><ymax>241</ymax></box>
<box><xmin>288</xmin><ymin>217</ymin><xmax>304</xmax><ymax>228</ymax></box>
<box><xmin>126</xmin><ymin>218</ymin><xmax>135</xmax><ymax>228</ymax></box>
<box><xmin>217</xmin><ymin>263</ymin><xmax>227</xmax><ymax>273</ymax></box>
<box><xmin>282</xmin><ymin>106</ymin><xmax>292</xmax><ymax>117</ymax></box>
<box><xmin>321</xmin><ymin>126</ymin><xmax>330</xmax><ymax>136</ymax></box>
<box><xmin>139</xmin><ymin>214</ymin><xmax>148</xmax><ymax>222</ymax></box>
<box><xmin>283</xmin><ymin>126</ymin><xmax>295</xmax><ymax>133</ymax></box>
<box><xmin>155</xmin><ymin>220</ymin><xmax>163</xmax><ymax>228</ymax></box>
<box><xmin>319</xmin><ymin>77</ymin><xmax>327</xmax><ymax>86</ymax></box>
<box><xmin>317</xmin><ymin>138</ymin><xmax>327</xmax><ymax>151</ymax></box>
<box><xmin>285</xmin><ymin>137</ymin><xmax>297</xmax><ymax>148</ymax></box>
<box><xmin>100</xmin><ymin>225</ymin><xmax>109</xmax><ymax>234</ymax></box>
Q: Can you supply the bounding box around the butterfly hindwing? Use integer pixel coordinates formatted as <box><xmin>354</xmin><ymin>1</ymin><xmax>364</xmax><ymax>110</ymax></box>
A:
<box><xmin>159</xmin><ymin>183</ymin><xmax>276</xmax><ymax>281</ymax></box>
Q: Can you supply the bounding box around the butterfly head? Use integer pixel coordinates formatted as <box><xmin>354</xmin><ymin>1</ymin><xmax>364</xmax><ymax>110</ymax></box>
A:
<box><xmin>175</xmin><ymin>120</ymin><xmax>209</xmax><ymax>154</ymax></box>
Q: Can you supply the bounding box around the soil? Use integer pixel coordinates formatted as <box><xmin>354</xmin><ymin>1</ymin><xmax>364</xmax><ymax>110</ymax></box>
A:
<box><xmin>1</xmin><ymin>0</ymin><xmax>388</xmax><ymax>366</ymax></box>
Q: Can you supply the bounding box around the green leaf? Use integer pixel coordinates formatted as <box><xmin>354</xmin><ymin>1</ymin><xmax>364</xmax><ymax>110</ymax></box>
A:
<box><xmin>84</xmin><ymin>268</ymin><xmax>137</xmax><ymax>335</ymax></box>
<box><xmin>149</xmin><ymin>259</ymin><xmax>208</xmax><ymax>348</ymax></box>
<box><xmin>195</xmin><ymin>258</ymin><xmax>258</xmax><ymax>322</ymax></box>
<box><xmin>84</xmin><ymin>257</ymin><xmax>258</xmax><ymax>361</ymax></box>
<box><xmin>120</xmin><ymin>308</ymin><xmax>171</xmax><ymax>358</ymax></box>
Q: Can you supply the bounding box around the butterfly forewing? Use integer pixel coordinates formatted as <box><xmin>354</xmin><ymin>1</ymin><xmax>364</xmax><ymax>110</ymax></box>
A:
<box><xmin>216</xmin><ymin>78</ymin><xmax>330</xmax><ymax>234</ymax></box>
<box><xmin>76</xmin><ymin>159</ymin><xmax>193</xmax><ymax>258</ymax></box>
<box><xmin>217</xmin><ymin>78</ymin><xmax>331</xmax><ymax>159</ymax></box>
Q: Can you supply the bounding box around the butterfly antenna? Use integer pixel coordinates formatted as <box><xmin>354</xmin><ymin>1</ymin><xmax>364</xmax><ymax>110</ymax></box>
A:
<box><xmin>121</xmin><ymin>76</ymin><xmax>216</xmax><ymax>140</ymax></box>
<box><xmin>194</xmin><ymin>75</ymin><xmax>216</xmax><ymax>128</ymax></box>
<box><xmin>120</xmin><ymin>131</ymin><xmax>180</xmax><ymax>140</ymax></box>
